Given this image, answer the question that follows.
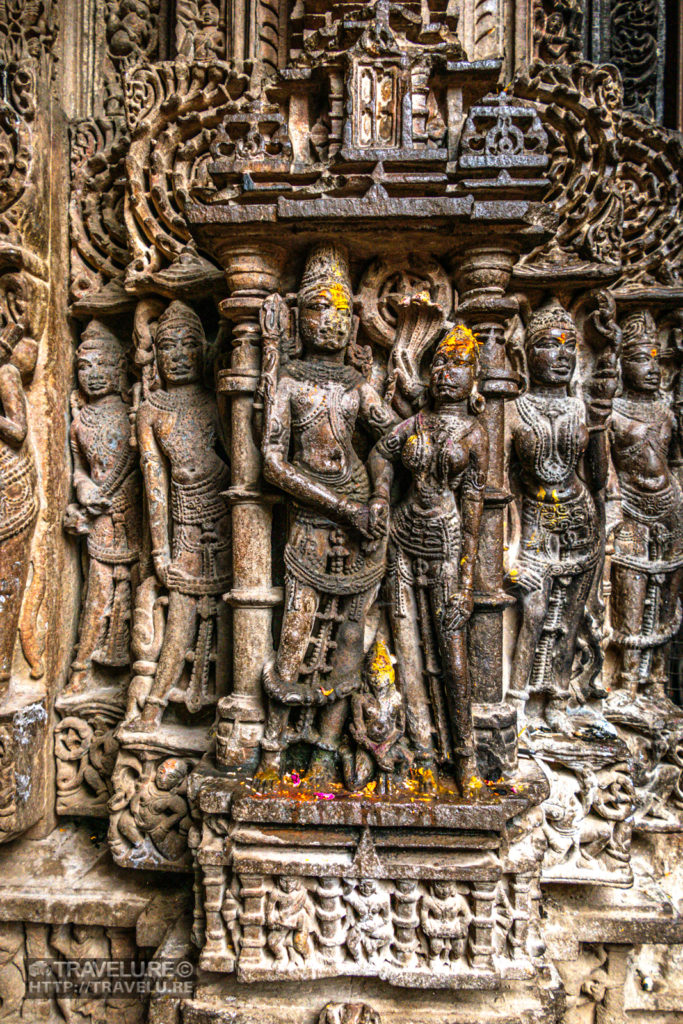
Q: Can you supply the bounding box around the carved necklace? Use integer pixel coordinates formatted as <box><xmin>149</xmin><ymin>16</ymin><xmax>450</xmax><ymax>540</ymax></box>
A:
<box><xmin>147</xmin><ymin>385</ymin><xmax>207</xmax><ymax>411</ymax></box>
<box><xmin>286</xmin><ymin>359</ymin><xmax>357</xmax><ymax>386</ymax></box>
<box><xmin>613</xmin><ymin>395</ymin><xmax>667</xmax><ymax>424</ymax></box>
<box><xmin>516</xmin><ymin>393</ymin><xmax>583</xmax><ymax>485</ymax></box>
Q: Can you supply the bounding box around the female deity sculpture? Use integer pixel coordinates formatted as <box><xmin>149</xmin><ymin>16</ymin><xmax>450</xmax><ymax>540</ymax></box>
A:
<box><xmin>129</xmin><ymin>300</ymin><xmax>231</xmax><ymax>731</ymax></box>
<box><xmin>256</xmin><ymin>242</ymin><xmax>397</xmax><ymax>787</ymax></box>
<box><xmin>64</xmin><ymin>320</ymin><xmax>140</xmax><ymax>692</ymax></box>
<box><xmin>608</xmin><ymin>310</ymin><xmax>683</xmax><ymax>704</ymax></box>
<box><xmin>368</xmin><ymin>325</ymin><xmax>489</xmax><ymax>790</ymax></box>
<box><xmin>506</xmin><ymin>299</ymin><xmax>615</xmax><ymax>735</ymax></box>
<box><xmin>0</xmin><ymin>322</ymin><xmax>39</xmax><ymax>690</ymax></box>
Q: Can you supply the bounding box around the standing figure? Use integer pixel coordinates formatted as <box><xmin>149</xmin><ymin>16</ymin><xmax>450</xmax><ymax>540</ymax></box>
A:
<box><xmin>130</xmin><ymin>300</ymin><xmax>231</xmax><ymax>730</ymax></box>
<box><xmin>344</xmin><ymin>879</ymin><xmax>392</xmax><ymax>964</ymax></box>
<box><xmin>419</xmin><ymin>881</ymin><xmax>471</xmax><ymax>965</ymax></box>
<box><xmin>64</xmin><ymin>321</ymin><xmax>140</xmax><ymax>692</ymax></box>
<box><xmin>265</xmin><ymin>876</ymin><xmax>314</xmax><ymax>966</ymax></box>
<box><xmin>256</xmin><ymin>243</ymin><xmax>397</xmax><ymax>787</ymax></box>
<box><xmin>609</xmin><ymin>310</ymin><xmax>683</xmax><ymax>703</ymax></box>
<box><xmin>506</xmin><ymin>300</ymin><xmax>614</xmax><ymax>735</ymax></box>
<box><xmin>0</xmin><ymin>323</ymin><xmax>38</xmax><ymax>689</ymax></box>
<box><xmin>368</xmin><ymin>325</ymin><xmax>489</xmax><ymax>789</ymax></box>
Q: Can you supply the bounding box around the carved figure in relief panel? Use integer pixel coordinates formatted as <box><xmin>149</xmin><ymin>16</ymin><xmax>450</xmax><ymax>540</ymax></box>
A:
<box><xmin>368</xmin><ymin>325</ymin><xmax>489</xmax><ymax>790</ymax></box>
<box><xmin>129</xmin><ymin>300</ymin><xmax>231</xmax><ymax>730</ymax></box>
<box><xmin>0</xmin><ymin>323</ymin><xmax>38</xmax><ymax>689</ymax></box>
<box><xmin>64</xmin><ymin>321</ymin><xmax>140</xmax><ymax>692</ymax></box>
<box><xmin>344</xmin><ymin>879</ymin><xmax>392</xmax><ymax>964</ymax></box>
<box><xmin>608</xmin><ymin>311</ymin><xmax>683</xmax><ymax>706</ymax></box>
<box><xmin>108</xmin><ymin>756</ymin><xmax>192</xmax><ymax>865</ymax></box>
<box><xmin>506</xmin><ymin>300</ymin><xmax>616</xmax><ymax>736</ymax></box>
<box><xmin>266</xmin><ymin>876</ymin><xmax>315</xmax><ymax>966</ymax></box>
<box><xmin>340</xmin><ymin>638</ymin><xmax>412</xmax><ymax>793</ymax></box>
<box><xmin>419</xmin><ymin>881</ymin><xmax>471</xmax><ymax>966</ymax></box>
<box><xmin>256</xmin><ymin>243</ymin><xmax>397</xmax><ymax>788</ymax></box>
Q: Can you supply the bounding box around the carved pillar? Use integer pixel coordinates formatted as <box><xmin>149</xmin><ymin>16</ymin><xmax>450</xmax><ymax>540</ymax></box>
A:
<box><xmin>454</xmin><ymin>247</ymin><xmax>519</xmax><ymax>774</ymax></box>
<box><xmin>214</xmin><ymin>245</ymin><xmax>287</xmax><ymax>767</ymax></box>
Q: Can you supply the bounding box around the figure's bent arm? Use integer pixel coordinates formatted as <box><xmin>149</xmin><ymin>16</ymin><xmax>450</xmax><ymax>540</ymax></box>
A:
<box><xmin>137</xmin><ymin>404</ymin><xmax>170</xmax><ymax>562</ymax></box>
<box><xmin>459</xmin><ymin>423</ymin><xmax>489</xmax><ymax>594</ymax></box>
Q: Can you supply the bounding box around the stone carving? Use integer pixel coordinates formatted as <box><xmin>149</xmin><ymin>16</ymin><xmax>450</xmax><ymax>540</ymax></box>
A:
<box><xmin>511</xmin><ymin>62</ymin><xmax>623</xmax><ymax>275</ymax></box>
<box><xmin>533</xmin><ymin>0</ymin><xmax>584</xmax><ymax>63</ymax></box>
<box><xmin>255</xmin><ymin>243</ymin><xmax>397</xmax><ymax>788</ymax></box>
<box><xmin>370</xmin><ymin>322</ymin><xmax>489</xmax><ymax>788</ymax></box>
<box><xmin>608</xmin><ymin>310</ymin><xmax>683</xmax><ymax>705</ymax></box>
<box><xmin>340</xmin><ymin>640</ymin><xmax>412</xmax><ymax>794</ymax></box>
<box><xmin>506</xmin><ymin>300</ymin><xmax>615</xmax><ymax>736</ymax></box>
<box><xmin>319</xmin><ymin>1005</ymin><xmax>381</xmax><ymax>1024</ymax></box>
<box><xmin>64</xmin><ymin>320</ymin><xmax>140</xmax><ymax>692</ymax></box>
<box><xmin>265</xmin><ymin>876</ymin><xmax>314</xmax><ymax>966</ymax></box>
<box><xmin>608</xmin><ymin>0</ymin><xmax>663</xmax><ymax>120</ymax></box>
<box><xmin>108</xmin><ymin>751</ymin><xmax>193</xmax><ymax>869</ymax></box>
<box><xmin>0</xmin><ymin>322</ymin><xmax>39</xmax><ymax>690</ymax></box>
<box><xmin>69</xmin><ymin>118</ymin><xmax>130</xmax><ymax>306</ymax></box>
<box><xmin>55</xmin><ymin>712</ymin><xmax>119</xmax><ymax>816</ymax></box>
<box><xmin>420</xmin><ymin>881</ymin><xmax>472</xmax><ymax>966</ymax></box>
<box><xmin>126</xmin><ymin>299</ymin><xmax>230</xmax><ymax>730</ymax></box>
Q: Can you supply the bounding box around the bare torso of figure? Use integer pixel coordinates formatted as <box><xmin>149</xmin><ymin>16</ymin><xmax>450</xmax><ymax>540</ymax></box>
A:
<box><xmin>611</xmin><ymin>398</ymin><xmax>674</xmax><ymax>495</ymax></box>
<box><xmin>150</xmin><ymin>384</ymin><xmax>225</xmax><ymax>485</ymax></box>
<box><xmin>75</xmin><ymin>396</ymin><xmax>131</xmax><ymax>484</ymax></box>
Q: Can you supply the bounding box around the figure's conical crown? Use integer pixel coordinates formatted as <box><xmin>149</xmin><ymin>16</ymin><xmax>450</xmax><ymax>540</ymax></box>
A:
<box><xmin>156</xmin><ymin>300</ymin><xmax>204</xmax><ymax>339</ymax></box>
<box><xmin>79</xmin><ymin>318</ymin><xmax>125</xmax><ymax>358</ymax></box>
<box><xmin>299</xmin><ymin>242</ymin><xmax>352</xmax><ymax>308</ymax></box>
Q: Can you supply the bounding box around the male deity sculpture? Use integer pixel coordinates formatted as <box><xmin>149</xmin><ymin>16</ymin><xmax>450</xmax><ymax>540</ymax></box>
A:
<box><xmin>256</xmin><ymin>243</ymin><xmax>397</xmax><ymax>787</ymax></box>
<box><xmin>506</xmin><ymin>299</ymin><xmax>615</xmax><ymax>735</ymax></box>
<box><xmin>609</xmin><ymin>310</ymin><xmax>683</xmax><ymax>705</ymax></box>
<box><xmin>368</xmin><ymin>325</ymin><xmax>489</xmax><ymax>789</ymax></box>
<box><xmin>0</xmin><ymin>322</ymin><xmax>39</xmax><ymax>690</ymax></box>
<box><xmin>129</xmin><ymin>300</ymin><xmax>231</xmax><ymax>730</ymax></box>
<box><xmin>64</xmin><ymin>320</ymin><xmax>140</xmax><ymax>692</ymax></box>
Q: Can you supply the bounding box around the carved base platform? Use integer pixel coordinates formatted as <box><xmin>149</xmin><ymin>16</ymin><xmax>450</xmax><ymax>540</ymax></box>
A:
<box><xmin>55</xmin><ymin>684</ymin><xmax>124</xmax><ymax>817</ymax></box>
<box><xmin>604</xmin><ymin>690</ymin><xmax>683</xmax><ymax>833</ymax></box>
<box><xmin>0</xmin><ymin>821</ymin><xmax>189</xmax><ymax>1023</ymax></box>
<box><xmin>109</xmin><ymin>722</ymin><xmax>207</xmax><ymax>872</ymax></box>
<box><xmin>191</xmin><ymin>760</ymin><xmax>550</xmax><ymax>993</ymax></box>
<box><xmin>0</xmin><ymin>681</ymin><xmax>49</xmax><ymax>844</ymax></box>
<box><xmin>520</xmin><ymin>734</ymin><xmax>635</xmax><ymax>887</ymax></box>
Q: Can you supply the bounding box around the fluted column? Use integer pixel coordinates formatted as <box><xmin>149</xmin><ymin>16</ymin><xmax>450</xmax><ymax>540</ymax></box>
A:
<box><xmin>212</xmin><ymin>244</ymin><xmax>287</xmax><ymax>767</ymax></box>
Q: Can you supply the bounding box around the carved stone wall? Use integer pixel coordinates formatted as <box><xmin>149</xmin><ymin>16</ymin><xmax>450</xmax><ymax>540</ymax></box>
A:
<box><xmin>0</xmin><ymin>1</ymin><xmax>680</xmax><ymax>1022</ymax></box>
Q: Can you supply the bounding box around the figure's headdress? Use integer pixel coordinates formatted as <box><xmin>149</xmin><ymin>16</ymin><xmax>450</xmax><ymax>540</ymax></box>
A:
<box><xmin>79</xmin><ymin>319</ymin><xmax>126</xmax><ymax>359</ymax></box>
<box><xmin>434</xmin><ymin>323</ymin><xmax>480</xmax><ymax>365</ymax></box>
<box><xmin>620</xmin><ymin>309</ymin><xmax>658</xmax><ymax>355</ymax></box>
<box><xmin>155</xmin><ymin>300</ymin><xmax>204</xmax><ymax>343</ymax></box>
<box><xmin>526</xmin><ymin>299</ymin><xmax>576</xmax><ymax>348</ymax></box>
<box><xmin>299</xmin><ymin>242</ymin><xmax>352</xmax><ymax>310</ymax></box>
<box><xmin>366</xmin><ymin>638</ymin><xmax>396</xmax><ymax>688</ymax></box>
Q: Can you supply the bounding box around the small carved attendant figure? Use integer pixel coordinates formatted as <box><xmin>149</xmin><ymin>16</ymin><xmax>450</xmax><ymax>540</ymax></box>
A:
<box><xmin>109</xmin><ymin>756</ymin><xmax>192</xmax><ymax>865</ymax></box>
<box><xmin>345</xmin><ymin>879</ymin><xmax>392</xmax><ymax>964</ymax></box>
<box><xmin>266</xmin><ymin>876</ymin><xmax>314</xmax><ymax>967</ymax></box>
<box><xmin>0</xmin><ymin>323</ymin><xmax>39</xmax><ymax>690</ymax></box>
<box><xmin>340</xmin><ymin>638</ymin><xmax>412</xmax><ymax>793</ymax></box>
<box><xmin>419</xmin><ymin>881</ymin><xmax>471</xmax><ymax>965</ymax></box>
<box><xmin>256</xmin><ymin>243</ymin><xmax>397</xmax><ymax>787</ymax></box>
<box><xmin>131</xmin><ymin>301</ymin><xmax>231</xmax><ymax>730</ymax></box>
<box><xmin>368</xmin><ymin>325</ymin><xmax>489</xmax><ymax>789</ymax></box>
<box><xmin>506</xmin><ymin>300</ymin><xmax>613</xmax><ymax>735</ymax></box>
<box><xmin>64</xmin><ymin>321</ymin><xmax>140</xmax><ymax>692</ymax></box>
<box><xmin>609</xmin><ymin>310</ymin><xmax>683</xmax><ymax>703</ymax></box>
